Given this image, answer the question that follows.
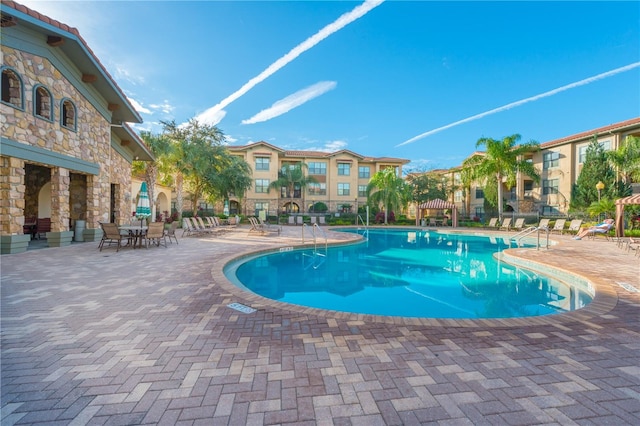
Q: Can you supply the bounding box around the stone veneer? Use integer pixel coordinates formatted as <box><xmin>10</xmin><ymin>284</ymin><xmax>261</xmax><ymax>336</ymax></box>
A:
<box><xmin>1</xmin><ymin>47</ymin><xmax>131</xmax><ymax>242</ymax></box>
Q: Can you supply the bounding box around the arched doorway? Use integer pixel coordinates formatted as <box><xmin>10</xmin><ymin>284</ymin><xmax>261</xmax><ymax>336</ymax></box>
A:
<box><xmin>282</xmin><ymin>202</ymin><xmax>300</xmax><ymax>213</ymax></box>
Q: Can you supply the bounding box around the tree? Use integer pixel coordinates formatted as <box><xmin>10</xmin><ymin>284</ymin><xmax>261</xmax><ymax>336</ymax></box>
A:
<box><xmin>268</xmin><ymin>163</ymin><xmax>317</xmax><ymax>212</ymax></box>
<box><xmin>607</xmin><ymin>135</ymin><xmax>640</xmax><ymax>185</ymax></box>
<box><xmin>209</xmin><ymin>155</ymin><xmax>253</xmax><ymax>211</ymax></box>
<box><xmin>570</xmin><ymin>137</ymin><xmax>619</xmax><ymax>212</ymax></box>
<box><xmin>464</xmin><ymin>134</ymin><xmax>540</xmax><ymax>220</ymax></box>
<box><xmin>366</xmin><ymin>168</ymin><xmax>410</xmax><ymax>224</ymax></box>
<box><xmin>406</xmin><ymin>172</ymin><xmax>448</xmax><ymax>204</ymax></box>
<box><xmin>162</xmin><ymin>119</ymin><xmax>228</xmax><ymax>218</ymax></box>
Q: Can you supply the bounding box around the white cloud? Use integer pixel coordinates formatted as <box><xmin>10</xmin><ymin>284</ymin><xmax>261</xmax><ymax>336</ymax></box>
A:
<box><xmin>127</xmin><ymin>97</ymin><xmax>152</xmax><ymax>114</ymax></box>
<box><xmin>149</xmin><ymin>100</ymin><xmax>175</xmax><ymax>115</ymax></box>
<box><xmin>194</xmin><ymin>0</ymin><xmax>384</xmax><ymax>126</ymax></box>
<box><xmin>242</xmin><ymin>81</ymin><xmax>337</xmax><ymax>124</ymax></box>
<box><xmin>397</xmin><ymin>62</ymin><xmax>640</xmax><ymax>147</ymax></box>
<box><xmin>114</xmin><ymin>66</ymin><xmax>145</xmax><ymax>86</ymax></box>
<box><xmin>304</xmin><ymin>139</ymin><xmax>348</xmax><ymax>153</ymax></box>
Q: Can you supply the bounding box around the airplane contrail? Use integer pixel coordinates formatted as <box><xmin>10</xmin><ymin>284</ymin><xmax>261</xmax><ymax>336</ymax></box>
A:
<box><xmin>195</xmin><ymin>0</ymin><xmax>385</xmax><ymax>126</ymax></box>
<box><xmin>396</xmin><ymin>62</ymin><xmax>640</xmax><ymax>147</ymax></box>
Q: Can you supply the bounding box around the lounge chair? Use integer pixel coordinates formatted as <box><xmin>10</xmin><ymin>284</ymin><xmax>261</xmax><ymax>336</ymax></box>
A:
<box><xmin>586</xmin><ymin>221</ymin><xmax>614</xmax><ymax>240</ymax></box>
<box><xmin>625</xmin><ymin>238</ymin><xmax>640</xmax><ymax>256</ymax></box>
<box><xmin>259</xmin><ymin>217</ymin><xmax>281</xmax><ymax>235</ymax></box>
<box><xmin>165</xmin><ymin>221</ymin><xmax>179</xmax><ymax>244</ymax></box>
<box><xmin>537</xmin><ymin>218</ymin><xmax>550</xmax><ymax>230</ymax></box>
<box><xmin>182</xmin><ymin>217</ymin><xmax>203</xmax><ymax>236</ymax></box>
<box><xmin>567</xmin><ymin>219</ymin><xmax>583</xmax><ymax>235</ymax></box>
<box><xmin>485</xmin><ymin>218</ymin><xmax>500</xmax><ymax>229</ymax></box>
<box><xmin>512</xmin><ymin>218</ymin><xmax>525</xmax><ymax>231</ymax></box>
<box><xmin>499</xmin><ymin>218</ymin><xmax>512</xmax><ymax>231</ymax></box>
<box><xmin>248</xmin><ymin>217</ymin><xmax>265</xmax><ymax>235</ymax></box>
<box><xmin>550</xmin><ymin>219</ymin><xmax>566</xmax><ymax>234</ymax></box>
<box><xmin>98</xmin><ymin>222</ymin><xmax>130</xmax><ymax>252</ymax></box>
<box><xmin>318</xmin><ymin>216</ymin><xmax>326</xmax><ymax>225</ymax></box>
<box><xmin>141</xmin><ymin>222</ymin><xmax>167</xmax><ymax>248</ymax></box>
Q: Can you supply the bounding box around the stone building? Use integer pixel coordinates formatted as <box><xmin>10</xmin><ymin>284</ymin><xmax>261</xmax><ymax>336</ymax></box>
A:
<box><xmin>1</xmin><ymin>1</ymin><xmax>152</xmax><ymax>253</ymax></box>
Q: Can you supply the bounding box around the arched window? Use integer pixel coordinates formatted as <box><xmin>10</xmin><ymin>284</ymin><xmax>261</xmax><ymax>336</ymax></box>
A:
<box><xmin>33</xmin><ymin>85</ymin><xmax>53</xmax><ymax>120</ymax></box>
<box><xmin>61</xmin><ymin>98</ymin><xmax>77</xmax><ymax>130</ymax></box>
<box><xmin>1</xmin><ymin>67</ymin><xmax>24</xmax><ymax>109</ymax></box>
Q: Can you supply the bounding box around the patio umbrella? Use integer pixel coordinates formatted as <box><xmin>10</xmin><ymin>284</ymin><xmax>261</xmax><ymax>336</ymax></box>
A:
<box><xmin>136</xmin><ymin>182</ymin><xmax>151</xmax><ymax>224</ymax></box>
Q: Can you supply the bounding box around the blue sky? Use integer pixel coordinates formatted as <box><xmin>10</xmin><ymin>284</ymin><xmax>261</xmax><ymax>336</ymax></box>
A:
<box><xmin>20</xmin><ymin>0</ymin><xmax>640</xmax><ymax>171</ymax></box>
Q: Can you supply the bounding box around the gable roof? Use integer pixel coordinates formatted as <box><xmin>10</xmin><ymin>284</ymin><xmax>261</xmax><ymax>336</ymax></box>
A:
<box><xmin>2</xmin><ymin>1</ymin><xmax>142</xmax><ymax>125</ymax></box>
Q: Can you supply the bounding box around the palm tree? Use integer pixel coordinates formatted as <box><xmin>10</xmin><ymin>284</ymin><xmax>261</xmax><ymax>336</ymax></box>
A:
<box><xmin>465</xmin><ymin>134</ymin><xmax>539</xmax><ymax>220</ymax></box>
<box><xmin>269</xmin><ymin>163</ymin><xmax>317</xmax><ymax>213</ymax></box>
<box><xmin>366</xmin><ymin>167</ymin><xmax>410</xmax><ymax>224</ymax></box>
<box><xmin>607</xmin><ymin>135</ymin><xmax>640</xmax><ymax>185</ymax></box>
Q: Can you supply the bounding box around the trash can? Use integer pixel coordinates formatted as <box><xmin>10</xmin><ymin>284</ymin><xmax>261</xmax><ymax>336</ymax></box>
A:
<box><xmin>74</xmin><ymin>220</ymin><xmax>85</xmax><ymax>242</ymax></box>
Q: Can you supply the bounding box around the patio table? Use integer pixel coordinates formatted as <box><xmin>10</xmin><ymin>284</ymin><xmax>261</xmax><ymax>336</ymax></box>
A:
<box><xmin>119</xmin><ymin>225</ymin><xmax>148</xmax><ymax>248</ymax></box>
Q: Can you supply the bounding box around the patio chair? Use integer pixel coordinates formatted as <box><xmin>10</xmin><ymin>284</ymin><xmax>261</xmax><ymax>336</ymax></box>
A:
<box><xmin>318</xmin><ymin>216</ymin><xmax>326</xmax><ymax>225</ymax></box>
<box><xmin>625</xmin><ymin>238</ymin><xmax>640</xmax><ymax>256</ymax></box>
<box><xmin>141</xmin><ymin>222</ymin><xmax>167</xmax><ymax>248</ymax></box>
<box><xmin>567</xmin><ymin>219</ymin><xmax>583</xmax><ymax>235</ymax></box>
<box><xmin>164</xmin><ymin>221</ymin><xmax>179</xmax><ymax>244</ymax></box>
<box><xmin>310</xmin><ymin>216</ymin><xmax>317</xmax><ymax>225</ymax></box>
<box><xmin>296</xmin><ymin>216</ymin><xmax>304</xmax><ymax>225</ymax></box>
<box><xmin>36</xmin><ymin>217</ymin><xmax>51</xmax><ymax>239</ymax></box>
<box><xmin>550</xmin><ymin>219</ymin><xmax>566</xmax><ymax>234</ymax></box>
<box><xmin>499</xmin><ymin>217</ymin><xmax>512</xmax><ymax>231</ymax></box>
<box><xmin>288</xmin><ymin>216</ymin><xmax>295</xmax><ymax>225</ymax></box>
<box><xmin>429</xmin><ymin>218</ymin><xmax>437</xmax><ymax>227</ymax></box>
<box><xmin>485</xmin><ymin>217</ymin><xmax>500</xmax><ymax>229</ymax></box>
<box><xmin>98</xmin><ymin>222</ymin><xmax>130</xmax><ymax>252</ymax></box>
<box><xmin>512</xmin><ymin>218</ymin><xmax>526</xmax><ymax>231</ymax></box>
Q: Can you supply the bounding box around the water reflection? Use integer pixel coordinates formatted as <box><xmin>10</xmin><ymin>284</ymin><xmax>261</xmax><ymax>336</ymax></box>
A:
<box><xmin>233</xmin><ymin>229</ymin><xmax>593</xmax><ymax>319</ymax></box>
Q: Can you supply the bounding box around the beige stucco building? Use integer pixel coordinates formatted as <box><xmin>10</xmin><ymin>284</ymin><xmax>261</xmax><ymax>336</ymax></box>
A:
<box><xmin>1</xmin><ymin>1</ymin><xmax>152</xmax><ymax>253</ymax></box>
<box><xmin>444</xmin><ymin>117</ymin><xmax>640</xmax><ymax>220</ymax></box>
<box><xmin>227</xmin><ymin>142</ymin><xmax>410</xmax><ymax>217</ymax></box>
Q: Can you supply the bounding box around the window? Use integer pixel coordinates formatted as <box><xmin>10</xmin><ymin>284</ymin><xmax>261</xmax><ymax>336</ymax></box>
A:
<box><xmin>255</xmin><ymin>202</ymin><xmax>269</xmax><ymax>216</ymax></box>
<box><xmin>1</xmin><ymin>67</ymin><xmax>24</xmax><ymax>109</ymax></box>
<box><xmin>578</xmin><ymin>145</ymin><xmax>588</xmax><ymax>164</ymax></box>
<box><xmin>600</xmin><ymin>140</ymin><xmax>611</xmax><ymax>151</ymax></box>
<box><xmin>542</xmin><ymin>179</ymin><xmax>559</xmax><ymax>195</ymax></box>
<box><xmin>358</xmin><ymin>185</ymin><xmax>367</xmax><ymax>197</ymax></box>
<box><xmin>308</xmin><ymin>182</ymin><xmax>326</xmax><ymax>196</ymax></box>
<box><xmin>475</xmin><ymin>188</ymin><xmax>484</xmax><ymax>199</ymax></box>
<box><xmin>358</xmin><ymin>166</ymin><xmax>370</xmax><ymax>179</ymax></box>
<box><xmin>61</xmin><ymin>99</ymin><xmax>76</xmax><ymax>130</ymax></box>
<box><xmin>308</xmin><ymin>162</ymin><xmax>326</xmax><ymax>175</ymax></box>
<box><xmin>454</xmin><ymin>190</ymin><xmax>462</xmax><ymax>203</ymax></box>
<box><xmin>524</xmin><ymin>180</ymin><xmax>534</xmax><ymax>197</ymax></box>
<box><xmin>281</xmin><ymin>185</ymin><xmax>301</xmax><ymax>198</ymax></box>
<box><xmin>255</xmin><ymin>179</ymin><xmax>269</xmax><ymax>193</ymax></box>
<box><xmin>543</xmin><ymin>151</ymin><xmax>559</xmax><ymax>169</ymax></box>
<box><xmin>338</xmin><ymin>163</ymin><xmax>351</xmax><ymax>176</ymax></box>
<box><xmin>34</xmin><ymin>85</ymin><xmax>53</xmax><ymax>120</ymax></box>
<box><xmin>338</xmin><ymin>183</ymin><xmax>350</xmax><ymax>196</ymax></box>
<box><xmin>255</xmin><ymin>157</ymin><xmax>269</xmax><ymax>171</ymax></box>
<box><xmin>454</xmin><ymin>173</ymin><xmax>461</xmax><ymax>185</ymax></box>
<box><xmin>542</xmin><ymin>205</ymin><xmax>560</xmax><ymax>215</ymax></box>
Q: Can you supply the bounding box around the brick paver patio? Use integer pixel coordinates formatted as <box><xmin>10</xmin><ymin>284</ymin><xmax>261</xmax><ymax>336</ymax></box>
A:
<box><xmin>1</xmin><ymin>225</ymin><xmax>639</xmax><ymax>425</ymax></box>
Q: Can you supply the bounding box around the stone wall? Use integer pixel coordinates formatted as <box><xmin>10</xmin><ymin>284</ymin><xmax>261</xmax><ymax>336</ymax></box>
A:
<box><xmin>1</xmin><ymin>46</ymin><xmax>118</xmax><ymax>234</ymax></box>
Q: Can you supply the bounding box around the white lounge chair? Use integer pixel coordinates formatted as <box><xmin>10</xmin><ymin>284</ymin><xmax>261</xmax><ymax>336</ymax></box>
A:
<box><xmin>499</xmin><ymin>218</ymin><xmax>512</xmax><ymax>231</ymax></box>
<box><xmin>550</xmin><ymin>219</ymin><xmax>566</xmax><ymax>234</ymax></box>
<box><xmin>567</xmin><ymin>219</ymin><xmax>583</xmax><ymax>235</ymax></box>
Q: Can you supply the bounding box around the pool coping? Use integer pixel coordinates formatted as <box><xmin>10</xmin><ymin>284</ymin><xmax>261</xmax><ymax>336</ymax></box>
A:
<box><xmin>211</xmin><ymin>226</ymin><xmax>619</xmax><ymax>328</ymax></box>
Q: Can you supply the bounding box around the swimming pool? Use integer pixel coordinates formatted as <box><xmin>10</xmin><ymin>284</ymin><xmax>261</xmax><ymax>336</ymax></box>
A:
<box><xmin>225</xmin><ymin>229</ymin><xmax>594</xmax><ymax>319</ymax></box>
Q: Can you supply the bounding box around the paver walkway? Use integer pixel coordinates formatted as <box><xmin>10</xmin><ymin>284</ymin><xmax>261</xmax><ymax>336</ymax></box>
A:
<box><xmin>1</xmin><ymin>225</ymin><xmax>639</xmax><ymax>425</ymax></box>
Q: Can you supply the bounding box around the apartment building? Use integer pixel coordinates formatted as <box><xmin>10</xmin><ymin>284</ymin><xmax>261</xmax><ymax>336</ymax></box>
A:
<box><xmin>1</xmin><ymin>1</ymin><xmax>152</xmax><ymax>253</ymax></box>
<box><xmin>227</xmin><ymin>142</ymin><xmax>410</xmax><ymax>217</ymax></box>
<box><xmin>446</xmin><ymin>117</ymin><xmax>640</xmax><ymax>219</ymax></box>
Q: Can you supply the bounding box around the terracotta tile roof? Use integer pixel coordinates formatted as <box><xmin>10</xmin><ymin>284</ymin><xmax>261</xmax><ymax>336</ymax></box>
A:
<box><xmin>541</xmin><ymin>117</ymin><xmax>640</xmax><ymax>148</ymax></box>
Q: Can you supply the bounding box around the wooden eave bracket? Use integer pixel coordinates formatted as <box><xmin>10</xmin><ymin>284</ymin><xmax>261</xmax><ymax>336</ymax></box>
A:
<box><xmin>82</xmin><ymin>74</ymin><xmax>98</xmax><ymax>83</ymax></box>
<box><xmin>108</xmin><ymin>103</ymin><xmax>119</xmax><ymax>111</ymax></box>
<box><xmin>121</xmin><ymin>140</ymin><xmax>131</xmax><ymax>147</ymax></box>
<box><xmin>47</xmin><ymin>35</ymin><xmax>64</xmax><ymax>46</ymax></box>
<box><xmin>1</xmin><ymin>14</ymin><xmax>17</xmax><ymax>27</ymax></box>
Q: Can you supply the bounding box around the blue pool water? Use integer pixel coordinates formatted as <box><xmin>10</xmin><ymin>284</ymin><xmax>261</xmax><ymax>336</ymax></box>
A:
<box><xmin>226</xmin><ymin>229</ymin><xmax>594</xmax><ymax>319</ymax></box>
